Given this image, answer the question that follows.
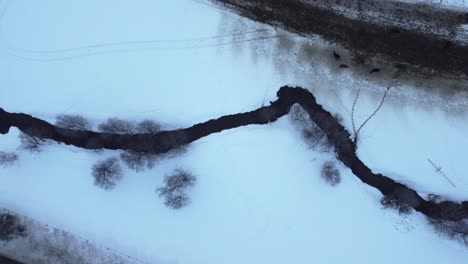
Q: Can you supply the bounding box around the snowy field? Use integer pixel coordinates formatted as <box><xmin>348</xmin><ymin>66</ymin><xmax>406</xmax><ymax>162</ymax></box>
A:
<box><xmin>0</xmin><ymin>0</ymin><xmax>467</xmax><ymax>263</ymax></box>
<box><xmin>400</xmin><ymin>0</ymin><xmax>467</xmax><ymax>8</ymax></box>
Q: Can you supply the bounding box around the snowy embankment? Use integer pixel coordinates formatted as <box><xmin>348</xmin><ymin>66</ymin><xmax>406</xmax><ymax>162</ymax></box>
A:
<box><xmin>0</xmin><ymin>209</ymin><xmax>143</xmax><ymax>264</ymax></box>
<box><xmin>0</xmin><ymin>0</ymin><xmax>467</xmax><ymax>263</ymax></box>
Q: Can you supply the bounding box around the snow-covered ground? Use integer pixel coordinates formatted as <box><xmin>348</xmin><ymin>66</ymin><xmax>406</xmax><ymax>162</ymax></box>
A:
<box><xmin>400</xmin><ymin>0</ymin><xmax>467</xmax><ymax>8</ymax></box>
<box><xmin>0</xmin><ymin>0</ymin><xmax>467</xmax><ymax>263</ymax></box>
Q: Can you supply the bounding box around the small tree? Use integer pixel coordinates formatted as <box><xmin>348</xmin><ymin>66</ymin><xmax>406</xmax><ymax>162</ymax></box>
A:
<box><xmin>55</xmin><ymin>114</ymin><xmax>90</xmax><ymax>131</ymax></box>
<box><xmin>19</xmin><ymin>133</ymin><xmax>47</xmax><ymax>152</ymax></box>
<box><xmin>0</xmin><ymin>151</ymin><xmax>18</xmax><ymax>167</ymax></box>
<box><xmin>120</xmin><ymin>150</ymin><xmax>157</xmax><ymax>172</ymax></box>
<box><xmin>0</xmin><ymin>212</ymin><xmax>26</xmax><ymax>241</ymax></box>
<box><xmin>157</xmin><ymin>168</ymin><xmax>197</xmax><ymax>209</ymax></box>
<box><xmin>351</xmin><ymin>70</ymin><xmax>399</xmax><ymax>145</ymax></box>
<box><xmin>136</xmin><ymin>120</ymin><xmax>161</xmax><ymax>134</ymax></box>
<box><xmin>289</xmin><ymin>104</ymin><xmax>334</xmax><ymax>151</ymax></box>
<box><xmin>320</xmin><ymin>160</ymin><xmax>341</xmax><ymax>186</ymax></box>
<box><xmin>98</xmin><ymin>118</ymin><xmax>135</xmax><ymax>134</ymax></box>
<box><xmin>91</xmin><ymin>157</ymin><xmax>123</xmax><ymax>190</ymax></box>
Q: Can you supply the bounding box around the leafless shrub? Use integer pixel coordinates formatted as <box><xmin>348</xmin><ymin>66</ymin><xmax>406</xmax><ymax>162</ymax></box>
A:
<box><xmin>0</xmin><ymin>151</ymin><xmax>18</xmax><ymax>167</ymax></box>
<box><xmin>98</xmin><ymin>118</ymin><xmax>135</xmax><ymax>134</ymax></box>
<box><xmin>0</xmin><ymin>213</ymin><xmax>26</xmax><ymax>241</ymax></box>
<box><xmin>136</xmin><ymin>120</ymin><xmax>161</xmax><ymax>134</ymax></box>
<box><xmin>380</xmin><ymin>196</ymin><xmax>412</xmax><ymax>214</ymax></box>
<box><xmin>157</xmin><ymin>168</ymin><xmax>197</xmax><ymax>209</ymax></box>
<box><xmin>352</xmin><ymin>77</ymin><xmax>395</xmax><ymax>144</ymax></box>
<box><xmin>91</xmin><ymin>157</ymin><xmax>123</xmax><ymax>190</ymax></box>
<box><xmin>55</xmin><ymin>114</ymin><xmax>90</xmax><ymax>131</ymax></box>
<box><xmin>289</xmin><ymin>104</ymin><xmax>334</xmax><ymax>151</ymax></box>
<box><xmin>428</xmin><ymin>218</ymin><xmax>468</xmax><ymax>247</ymax></box>
<box><xmin>163</xmin><ymin>192</ymin><xmax>191</xmax><ymax>210</ymax></box>
<box><xmin>320</xmin><ymin>160</ymin><xmax>341</xmax><ymax>186</ymax></box>
<box><xmin>19</xmin><ymin>133</ymin><xmax>47</xmax><ymax>152</ymax></box>
<box><xmin>302</xmin><ymin>126</ymin><xmax>330</xmax><ymax>150</ymax></box>
<box><xmin>120</xmin><ymin>150</ymin><xmax>157</xmax><ymax>172</ymax></box>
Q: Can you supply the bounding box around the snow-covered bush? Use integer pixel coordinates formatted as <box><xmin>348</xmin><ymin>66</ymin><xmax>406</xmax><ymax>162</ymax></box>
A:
<box><xmin>19</xmin><ymin>133</ymin><xmax>47</xmax><ymax>152</ymax></box>
<box><xmin>55</xmin><ymin>114</ymin><xmax>90</xmax><ymax>131</ymax></box>
<box><xmin>380</xmin><ymin>196</ymin><xmax>412</xmax><ymax>214</ymax></box>
<box><xmin>0</xmin><ymin>212</ymin><xmax>26</xmax><ymax>241</ymax></box>
<box><xmin>136</xmin><ymin>119</ymin><xmax>161</xmax><ymax>134</ymax></box>
<box><xmin>120</xmin><ymin>150</ymin><xmax>157</xmax><ymax>172</ymax></box>
<box><xmin>0</xmin><ymin>151</ymin><xmax>18</xmax><ymax>167</ymax></box>
<box><xmin>157</xmin><ymin>168</ymin><xmax>197</xmax><ymax>209</ymax></box>
<box><xmin>91</xmin><ymin>157</ymin><xmax>123</xmax><ymax>190</ymax></box>
<box><xmin>320</xmin><ymin>160</ymin><xmax>341</xmax><ymax>187</ymax></box>
<box><xmin>98</xmin><ymin>118</ymin><xmax>135</xmax><ymax>134</ymax></box>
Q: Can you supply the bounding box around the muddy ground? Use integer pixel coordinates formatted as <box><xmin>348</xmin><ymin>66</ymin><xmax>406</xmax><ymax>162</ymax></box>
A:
<box><xmin>212</xmin><ymin>0</ymin><xmax>468</xmax><ymax>83</ymax></box>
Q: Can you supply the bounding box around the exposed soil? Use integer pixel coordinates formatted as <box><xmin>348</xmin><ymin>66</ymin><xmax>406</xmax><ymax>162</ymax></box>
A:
<box><xmin>212</xmin><ymin>0</ymin><xmax>468</xmax><ymax>80</ymax></box>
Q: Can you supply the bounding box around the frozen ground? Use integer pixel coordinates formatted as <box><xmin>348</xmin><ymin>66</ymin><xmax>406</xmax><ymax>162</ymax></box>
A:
<box><xmin>399</xmin><ymin>0</ymin><xmax>467</xmax><ymax>8</ymax></box>
<box><xmin>0</xmin><ymin>0</ymin><xmax>467</xmax><ymax>263</ymax></box>
<box><xmin>0</xmin><ymin>209</ymin><xmax>142</xmax><ymax>264</ymax></box>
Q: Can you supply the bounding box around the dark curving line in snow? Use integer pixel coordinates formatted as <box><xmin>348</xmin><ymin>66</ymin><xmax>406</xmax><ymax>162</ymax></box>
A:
<box><xmin>0</xmin><ymin>86</ymin><xmax>467</xmax><ymax>222</ymax></box>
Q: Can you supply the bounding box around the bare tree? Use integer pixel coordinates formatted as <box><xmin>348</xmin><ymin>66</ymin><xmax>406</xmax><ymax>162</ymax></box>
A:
<box><xmin>157</xmin><ymin>168</ymin><xmax>197</xmax><ymax>209</ymax></box>
<box><xmin>120</xmin><ymin>151</ymin><xmax>157</xmax><ymax>172</ymax></box>
<box><xmin>351</xmin><ymin>70</ymin><xmax>400</xmax><ymax>144</ymax></box>
<box><xmin>117</xmin><ymin>120</ymin><xmax>162</xmax><ymax>171</ymax></box>
<box><xmin>320</xmin><ymin>160</ymin><xmax>341</xmax><ymax>186</ymax></box>
<box><xmin>98</xmin><ymin>118</ymin><xmax>135</xmax><ymax>134</ymax></box>
<box><xmin>0</xmin><ymin>151</ymin><xmax>18</xmax><ymax>167</ymax></box>
<box><xmin>163</xmin><ymin>192</ymin><xmax>191</xmax><ymax>210</ymax></box>
<box><xmin>19</xmin><ymin>133</ymin><xmax>47</xmax><ymax>152</ymax></box>
<box><xmin>289</xmin><ymin>104</ymin><xmax>332</xmax><ymax>151</ymax></box>
<box><xmin>55</xmin><ymin>114</ymin><xmax>90</xmax><ymax>131</ymax></box>
<box><xmin>352</xmin><ymin>86</ymin><xmax>392</xmax><ymax>143</ymax></box>
<box><xmin>136</xmin><ymin>120</ymin><xmax>161</xmax><ymax>134</ymax></box>
<box><xmin>0</xmin><ymin>212</ymin><xmax>26</xmax><ymax>241</ymax></box>
<box><xmin>91</xmin><ymin>157</ymin><xmax>123</xmax><ymax>190</ymax></box>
